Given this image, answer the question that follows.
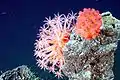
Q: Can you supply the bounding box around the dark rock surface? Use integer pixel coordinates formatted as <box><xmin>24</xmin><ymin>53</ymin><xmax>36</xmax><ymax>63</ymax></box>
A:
<box><xmin>62</xmin><ymin>12</ymin><xmax>120</xmax><ymax>80</ymax></box>
<box><xmin>0</xmin><ymin>65</ymin><xmax>40</xmax><ymax>80</ymax></box>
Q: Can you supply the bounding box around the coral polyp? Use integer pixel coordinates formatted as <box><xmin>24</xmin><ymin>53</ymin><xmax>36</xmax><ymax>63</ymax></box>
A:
<box><xmin>75</xmin><ymin>8</ymin><xmax>102</xmax><ymax>40</ymax></box>
<box><xmin>34</xmin><ymin>13</ymin><xmax>76</xmax><ymax>78</ymax></box>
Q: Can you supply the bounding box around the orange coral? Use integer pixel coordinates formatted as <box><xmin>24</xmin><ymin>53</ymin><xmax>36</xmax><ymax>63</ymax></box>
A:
<box><xmin>75</xmin><ymin>8</ymin><xmax>102</xmax><ymax>40</ymax></box>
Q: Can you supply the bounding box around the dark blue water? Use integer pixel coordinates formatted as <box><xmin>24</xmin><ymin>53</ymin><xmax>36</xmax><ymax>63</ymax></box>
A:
<box><xmin>0</xmin><ymin>0</ymin><xmax>120</xmax><ymax>80</ymax></box>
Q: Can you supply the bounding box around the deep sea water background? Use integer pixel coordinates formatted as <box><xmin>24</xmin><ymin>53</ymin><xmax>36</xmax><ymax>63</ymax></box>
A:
<box><xmin>0</xmin><ymin>0</ymin><xmax>120</xmax><ymax>80</ymax></box>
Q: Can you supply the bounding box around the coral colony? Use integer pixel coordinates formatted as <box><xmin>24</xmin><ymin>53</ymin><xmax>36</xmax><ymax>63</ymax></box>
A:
<box><xmin>34</xmin><ymin>8</ymin><xmax>120</xmax><ymax>80</ymax></box>
<box><xmin>34</xmin><ymin>12</ymin><xmax>76</xmax><ymax>78</ymax></box>
<box><xmin>75</xmin><ymin>8</ymin><xmax>102</xmax><ymax>40</ymax></box>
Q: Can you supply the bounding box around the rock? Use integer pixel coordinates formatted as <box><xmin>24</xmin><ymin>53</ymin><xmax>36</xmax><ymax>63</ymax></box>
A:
<box><xmin>0</xmin><ymin>65</ymin><xmax>40</xmax><ymax>80</ymax></box>
<box><xmin>62</xmin><ymin>12</ymin><xmax>120</xmax><ymax>80</ymax></box>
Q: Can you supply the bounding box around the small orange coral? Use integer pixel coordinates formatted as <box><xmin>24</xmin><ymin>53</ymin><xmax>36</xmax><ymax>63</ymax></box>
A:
<box><xmin>75</xmin><ymin>8</ymin><xmax>102</xmax><ymax>40</ymax></box>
